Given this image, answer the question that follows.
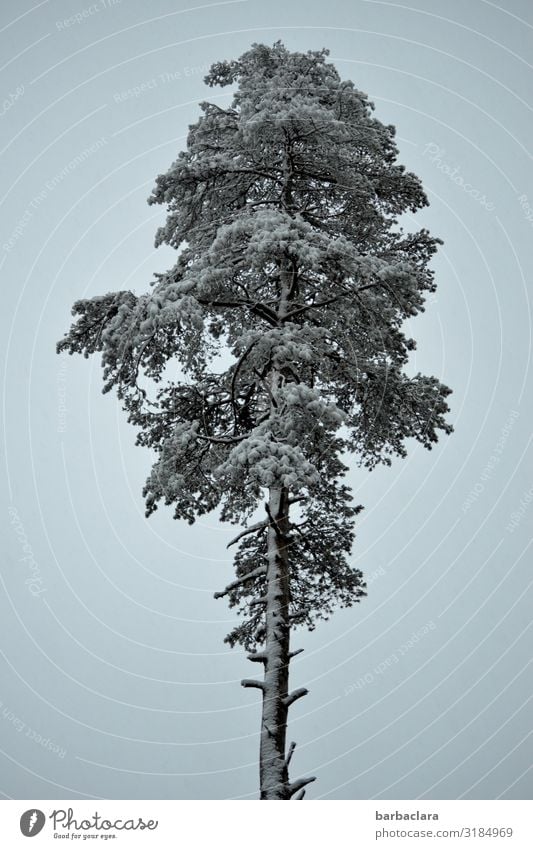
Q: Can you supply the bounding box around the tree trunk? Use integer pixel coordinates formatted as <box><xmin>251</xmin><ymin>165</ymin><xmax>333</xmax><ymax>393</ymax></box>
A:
<box><xmin>242</xmin><ymin>254</ymin><xmax>315</xmax><ymax>799</ymax></box>
<box><xmin>259</xmin><ymin>485</ymin><xmax>292</xmax><ymax>799</ymax></box>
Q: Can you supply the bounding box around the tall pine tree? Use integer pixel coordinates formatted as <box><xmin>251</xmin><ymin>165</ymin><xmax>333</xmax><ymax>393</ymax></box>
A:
<box><xmin>58</xmin><ymin>42</ymin><xmax>453</xmax><ymax>799</ymax></box>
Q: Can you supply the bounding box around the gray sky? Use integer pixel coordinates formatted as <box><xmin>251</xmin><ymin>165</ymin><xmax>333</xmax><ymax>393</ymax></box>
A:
<box><xmin>1</xmin><ymin>0</ymin><xmax>532</xmax><ymax>800</ymax></box>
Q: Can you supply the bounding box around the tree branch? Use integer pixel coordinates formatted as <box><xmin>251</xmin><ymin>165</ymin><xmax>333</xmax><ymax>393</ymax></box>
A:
<box><xmin>230</xmin><ymin>337</ymin><xmax>260</xmax><ymax>414</ymax></box>
<box><xmin>249</xmin><ymin>595</ymin><xmax>268</xmax><ymax>607</ymax></box>
<box><xmin>247</xmin><ymin>651</ymin><xmax>268</xmax><ymax>663</ymax></box>
<box><xmin>283</xmin><ymin>688</ymin><xmax>309</xmax><ymax>708</ymax></box>
<box><xmin>282</xmin><ymin>280</ymin><xmax>392</xmax><ymax>323</ymax></box>
<box><xmin>285</xmin><ymin>741</ymin><xmax>296</xmax><ymax>767</ymax></box>
<box><xmin>284</xmin><ymin>295</ymin><xmax>341</xmax><ymax>320</ymax></box>
<box><xmin>265</xmin><ymin>502</ymin><xmax>292</xmax><ymax>541</ymax></box>
<box><xmin>241</xmin><ymin>679</ymin><xmax>265</xmax><ymax>690</ymax></box>
<box><xmin>288</xmin><ymin>776</ymin><xmax>316</xmax><ymax>798</ymax></box>
<box><xmin>226</xmin><ymin>519</ymin><xmax>268</xmax><ymax>549</ymax></box>
<box><xmin>288</xmin><ymin>648</ymin><xmax>304</xmax><ymax>659</ymax></box>
<box><xmin>214</xmin><ymin>565</ymin><xmax>267</xmax><ymax>599</ymax></box>
<box><xmin>198</xmin><ymin>297</ymin><xmax>278</xmax><ymax>326</ymax></box>
<box><xmin>196</xmin><ymin>432</ymin><xmax>246</xmax><ymax>445</ymax></box>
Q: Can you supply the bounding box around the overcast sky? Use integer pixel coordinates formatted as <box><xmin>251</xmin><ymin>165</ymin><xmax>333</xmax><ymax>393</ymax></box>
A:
<box><xmin>1</xmin><ymin>0</ymin><xmax>532</xmax><ymax>800</ymax></box>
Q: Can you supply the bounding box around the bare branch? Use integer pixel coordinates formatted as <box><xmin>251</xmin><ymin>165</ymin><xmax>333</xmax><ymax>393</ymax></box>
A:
<box><xmin>288</xmin><ymin>776</ymin><xmax>316</xmax><ymax>798</ymax></box>
<box><xmin>283</xmin><ymin>687</ymin><xmax>309</xmax><ymax>708</ymax></box>
<box><xmin>214</xmin><ymin>565</ymin><xmax>267</xmax><ymax>599</ymax></box>
<box><xmin>265</xmin><ymin>503</ymin><xmax>292</xmax><ymax>542</ymax></box>
<box><xmin>241</xmin><ymin>679</ymin><xmax>265</xmax><ymax>691</ymax></box>
<box><xmin>226</xmin><ymin>519</ymin><xmax>268</xmax><ymax>549</ymax></box>
<box><xmin>247</xmin><ymin>651</ymin><xmax>268</xmax><ymax>663</ymax></box>
<box><xmin>288</xmin><ymin>648</ymin><xmax>304</xmax><ymax>659</ymax></box>
<box><xmin>285</xmin><ymin>741</ymin><xmax>296</xmax><ymax>767</ymax></box>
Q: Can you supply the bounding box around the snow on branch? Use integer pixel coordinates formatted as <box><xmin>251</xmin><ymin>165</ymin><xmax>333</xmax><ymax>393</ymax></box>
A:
<box><xmin>226</xmin><ymin>519</ymin><xmax>268</xmax><ymax>549</ymax></box>
<box><xmin>247</xmin><ymin>651</ymin><xmax>268</xmax><ymax>663</ymax></box>
<box><xmin>214</xmin><ymin>565</ymin><xmax>267</xmax><ymax>599</ymax></box>
<box><xmin>288</xmin><ymin>776</ymin><xmax>317</xmax><ymax>798</ymax></box>
<box><xmin>249</xmin><ymin>595</ymin><xmax>268</xmax><ymax>607</ymax></box>
<box><xmin>283</xmin><ymin>688</ymin><xmax>309</xmax><ymax>708</ymax></box>
<box><xmin>265</xmin><ymin>503</ymin><xmax>291</xmax><ymax>540</ymax></box>
<box><xmin>285</xmin><ymin>741</ymin><xmax>296</xmax><ymax>767</ymax></box>
<box><xmin>241</xmin><ymin>679</ymin><xmax>265</xmax><ymax>691</ymax></box>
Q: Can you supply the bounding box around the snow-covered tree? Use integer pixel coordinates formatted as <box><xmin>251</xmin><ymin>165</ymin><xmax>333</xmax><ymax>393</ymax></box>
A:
<box><xmin>57</xmin><ymin>42</ymin><xmax>453</xmax><ymax>799</ymax></box>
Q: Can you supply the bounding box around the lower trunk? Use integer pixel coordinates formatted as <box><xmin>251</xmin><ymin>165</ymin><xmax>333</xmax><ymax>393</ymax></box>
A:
<box><xmin>242</xmin><ymin>486</ymin><xmax>315</xmax><ymax>798</ymax></box>
<box><xmin>259</xmin><ymin>485</ymin><xmax>291</xmax><ymax>799</ymax></box>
